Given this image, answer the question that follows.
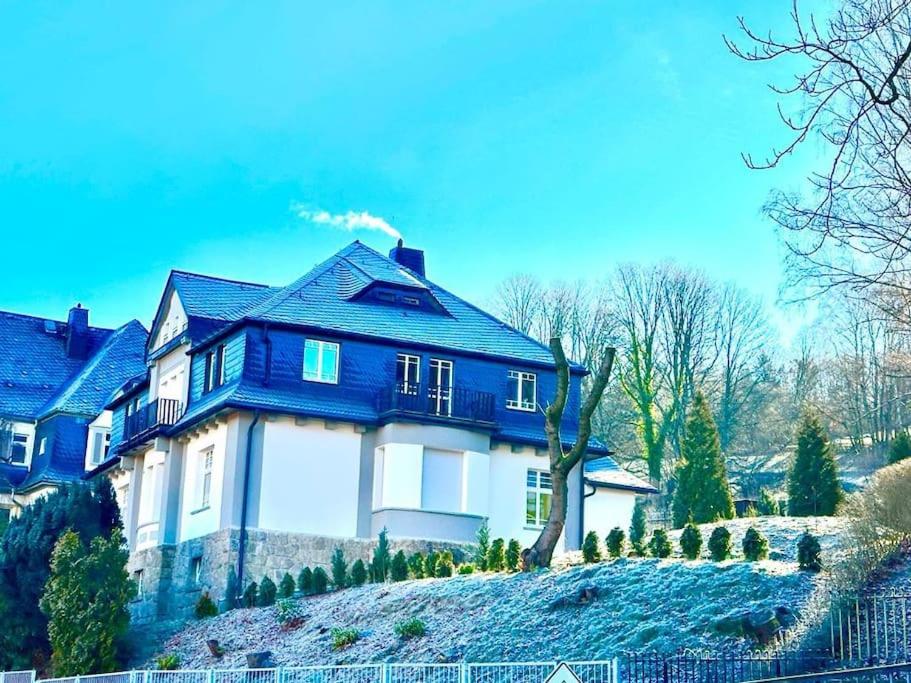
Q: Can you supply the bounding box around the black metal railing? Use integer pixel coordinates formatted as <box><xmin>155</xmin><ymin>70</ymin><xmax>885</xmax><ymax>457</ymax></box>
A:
<box><xmin>122</xmin><ymin>398</ymin><xmax>184</xmax><ymax>445</ymax></box>
<box><xmin>375</xmin><ymin>382</ymin><xmax>496</xmax><ymax>425</ymax></box>
<box><xmin>621</xmin><ymin>651</ymin><xmax>834</xmax><ymax>683</ymax></box>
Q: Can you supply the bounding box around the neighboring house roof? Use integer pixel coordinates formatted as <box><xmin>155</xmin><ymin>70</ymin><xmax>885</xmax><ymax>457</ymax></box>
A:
<box><xmin>585</xmin><ymin>456</ymin><xmax>658</xmax><ymax>494</ymax></box>
<box><xmin>0</xmin><ymin>311</ymin><xmax>113</xmax><ymax>420</ymax></box>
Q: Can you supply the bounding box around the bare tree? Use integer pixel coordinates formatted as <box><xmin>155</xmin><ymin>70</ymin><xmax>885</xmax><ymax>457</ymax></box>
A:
<box><xmin>493</xmin><ymin>274</ymin><xmax>544</xmax><ymax>335</ymax></box>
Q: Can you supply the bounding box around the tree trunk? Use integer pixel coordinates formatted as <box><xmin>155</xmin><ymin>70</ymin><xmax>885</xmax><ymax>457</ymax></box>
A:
<box><xmin>525</xmin><ymin>468</ymin><xmax>568</xmax><ymax>568</ymax></box>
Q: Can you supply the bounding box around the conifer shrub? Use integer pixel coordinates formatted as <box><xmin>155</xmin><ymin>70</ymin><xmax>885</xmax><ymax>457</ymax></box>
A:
<box><xmin>708</xmin><ymin>526</ymin><xmax>732</xmax><ymax>561</ymax></box>
<box><xmin>475</xmin><ymin>519</ymin><xmax>490</xmax><ymax>571</ymax></box>
<box><xmin>649</xmin><ymin>529</ymin><xmax>672</xmax><ymax>558</ymax></box>
<box><xmin>424</xmin><ymin>551</ymin><xmax>439</xmax><ymax>578</ymax></box>
<box><xmin>797</xmin><ymin>532</ymin><xmax>822</xmax><ymax>572</ymax></box>
<box><xmin>312</xmin><ymin>567</ymin><xmax>329</xmax><ymax>594</ymax></box>
<box><xmin>742</xmin><ymin>504</ymin><xmax>758</xmax><ymax>518</ymax></box>
<box><xmin>156</xmin><ymin>654</ymin><xmax>180</xmax><ymax>671</ymax></box>
<box><xmin>889</xmin><ymin>431</ymin><xmax>911</xmax><ymax>465</ymax></box>
<box><xmin>743</xmin><ymin>526</ymin><xmax>769</xmax><ymax>561</ymax></box>
<box><xmin>279</xmin><ymin>573</ymin><xmax>296</xmax><ymax>599</ymax></box>
<box><xmin>257</xmin><ymin>576</ymin><xmax>277</xmax><ymax>606</ymax></box>
<box><xmin>390</xmin><ymin>550</ymin><xmax>409</xmax><ymax>582</ymax></box>
<box><xmin>408</xmin><ymin>552</ymin><xmax>425</xmax><ymax>579</ymax></box>
<box><xmin>505</xmin><ymin>539</ymin><xmax>521</xmax><ymax>572</ymax></box>
<box><xmin>331</xmin><ymin>547</ymin><xmax>348</xmax><ymax>588</ymax></box>
<box><xmin>224</xmin><ymin>566</ymin><xmax>240</xmax><ymax>611</ymax></box>
<box><xmin>757</xmin><ymin>489</ymin><xmax>779</xmax><ymax>516</ymax></box>
<box><xmin>582</xmin><ymin>531</ymin><xmax>602</xmax><ymax>563</ymax></box>
<box><xmin>788</xmin><ymin>411</ymin><xmax>842</xmax><ymax>516</ymax></box>
<box><xmin>630</xmin><ymin>499</ymin><xmax>648</xmax><ymax>555</ymax></box>
<box><xmin>606</xmin><ymin>527</ymin><xmax>626</xmax><ymax>558</ymax></box>
<box><xmin>457</xmin><ymin>564</ymin><xmax>475</xmax><ymax>575</ymax></box>
<box><xmin>487</xmin><ymin>538</ymin><xmax>506</xmax><ymax>571</ymax></box>
<box><xmin>435</xmin><ymin>551</ymin><xmax>455</xmax><ymax>577</ymax></box>
<box><xmin>297</xmin><ymin>567</ymin><xmax>313</xmax><ymax>595</ymax></box>
<box><xmin>242</xmin><ymin>581</ymin><xmax>258</xmax><ymax>608</ymax></box>
<box><xmin>680</xmin><ymin>522</ymin><xmax>703</xmax><ymax>560</ymax></box>
<box><xmin>371</xmin><ymin>528</ymin><xmax>391</xmax><ymax>582</ymax></box>
<box><xmin>331</xmin><ymin>627</ymin><xmax>359</xmax><ymax>650</ymax></box>
<box><xmin>195</xmin><ymin>591</ymin><xmax>219</xmax><ymax>619</ymax></box>
<box><xmin>350</xmin><ymin>559</ymin><xmax>368</xmax><ymax>586</ymax></box>
<box><xmin>394</xmin><ymin>617</ymin><xmax>426</xmax><ymax>640</ymax></box>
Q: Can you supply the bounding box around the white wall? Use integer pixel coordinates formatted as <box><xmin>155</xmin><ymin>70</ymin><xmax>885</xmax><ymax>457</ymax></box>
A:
<box><xmin>149</xmin><ymin>344</ymin><xmax>191</xmax><ymax>405</ymax></box>
<box><xmin>178</xmin><ymin>423</ymin><xmax>228</xmax><ymax>542</ymax></box>
<box><xmin>583</xmin><ymin>488</ymin><xmax>638</xmax><ymax>537</ymax></box>
<box><xmin>135</xmin><ymin>448</ymin><xmax>166</xmax><ymax>550</ymax></box>
<box><xmin>152</xmin><ymin>291</ymin><xmax>188</xmax><ymax>351</ymax></box>
<box><xmin>421</xmin><ymin>448</ymin><xmax>463</xmax><ymax>512</ymax></box>
<box><xmin>3</xmin><ymin>420</ymin><xmax>35</xmax><ymax>469</ymax></box>
<box><xmin>488</xmin><ymin>444</ymin><xmax>564</xmax><ymax>552</ymax></box>
<box><xmin>84</xmin><ymin>410</ymin><xmax>112</xmax><ymax>471</ymax></box>
<box><xmin>257</xmin><ymin>419</ymin><xmax>362</xmax><ymax>537</ymax></box>
<box><xmin>375</xmin><ymin>443</ymin><xmax>423</xmax><ymax>509</ymax></box>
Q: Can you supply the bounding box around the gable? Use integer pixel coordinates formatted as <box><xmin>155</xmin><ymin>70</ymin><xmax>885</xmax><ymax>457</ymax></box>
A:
<box><xmin>151</xmin><ymin>290</ymin><xmax>188</xmax><ymax>351</ymax></box>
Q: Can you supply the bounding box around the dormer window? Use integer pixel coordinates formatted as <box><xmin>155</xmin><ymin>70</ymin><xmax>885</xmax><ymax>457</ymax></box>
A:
<box><xmin>8</xmin><ymin>433</ymin><xmax>28</xmax><ymax>465</ymax></box>
<box><xmin>204</xmin><ymin>344</ymin><xmax>226</xmax><ymax>393</ymax></box>
<box><xmin>507</xmin><ymin>371</ymin><xmax>537</xmax><ymax>411</ymax></box>
<box><xmin>303</xmin><ymin>339</ymin><xmax>339</xmax><ymax>384</ymax></box>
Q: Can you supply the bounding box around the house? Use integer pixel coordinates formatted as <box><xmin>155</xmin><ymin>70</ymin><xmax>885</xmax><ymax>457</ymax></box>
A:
<box><xmin>0</xmin><ymin>305</ymin><xmax>148</xmax><ymax>525</ymax></box>
<box><xmin>97</xmin><ymin>240</ymin><xmax>655</xmax><ymax>622</ymax></box>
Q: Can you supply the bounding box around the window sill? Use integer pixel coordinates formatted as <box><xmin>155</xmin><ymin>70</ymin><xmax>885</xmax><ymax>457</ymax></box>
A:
<box><xmin>524</xmin><ymin>524</ymin><xmax>545</xmax><ymax>531</ymax></box>
<box><xmin>506</xmin><ymin>405</ymin><xmax>537</xmax><ymax>412</ymax></box>
<box><xmin>190</xmin><ymin>506</ymin><xmax>211</xmax><ymax>516</ymax></box>
<box><xmin>303</xmin><ymin>376</ymin><xmax>339</xmax><ymax>385</ymax></box>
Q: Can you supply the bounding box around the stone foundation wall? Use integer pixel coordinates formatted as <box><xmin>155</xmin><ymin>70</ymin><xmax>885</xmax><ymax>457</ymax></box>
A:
<box><xmin>128</xmin><ymin>528</ymin><xmax>474</xmax><ymax>625</ymax></box>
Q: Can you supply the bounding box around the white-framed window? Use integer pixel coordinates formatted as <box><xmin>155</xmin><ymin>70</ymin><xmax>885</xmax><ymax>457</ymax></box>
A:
<box><xmin>507</xmin><ymin>371</ymin><xmax>537</xmax><ymax>411</ymax></box>
<box><xmin>204</xmin><ymin>344</ymin><xmax>226</xmax><ymax>393</ymax></box>
<box><xmin>38</xmin><ymin>437</ymin><xmax>47</xmax><ymax>456</ymax></box>
<box><xmin>303</xmin><ymin>339</ymin><xmax>340</xmax><ymax>384</ymax></box>
<box><xmin>190</xmin><ymin>557</ymin><xmax>203</xmax><ymax>585</ymax></box>
<box><xmin>428</xmin><ymin>358</ymin><xmax>453</xmax><ymax>416</ymax></box>
<box><xmin>88</xmin><ymin>428</ymin><xmax>111</xmax><ymax>467</ymax></box>
<box><xmin>526</xmin><ymin>469</ymin><xmax>552</xmax><ymax>528</ymax></box>
<box><xmin>133</xmin><ymin>569</ymin><xmax>144</xmax><ymax>598</ymax></box>
<box><xmin>197</xmin><ymin>447</ymin><xmax>213</xmax><ymax>509</ymax></box>
<box><xmin>396</xmin><ymin>353</ymin><xmax>420</xmax><ymax>394</ymax></box>
<box><xmin>9</xmin><ymin>433</ymin><xmax>28</xmax><ymax>465</ymax></box>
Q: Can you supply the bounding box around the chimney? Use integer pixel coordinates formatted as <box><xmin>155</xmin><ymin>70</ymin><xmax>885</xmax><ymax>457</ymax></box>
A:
<box><xmin>65</xmin><ymin>304</ymin><xmax>90</xmax><ymax>359</ymax></box>
<box><xmin>388</xmin><ymin>239</ymin><xmax>426</xmax><ymax>277</ymax></box>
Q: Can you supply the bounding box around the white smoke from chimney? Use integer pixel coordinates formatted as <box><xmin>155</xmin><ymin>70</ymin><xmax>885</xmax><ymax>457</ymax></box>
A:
<box><xmin>292</xmin><ymin>202</ymin><xmax>402</xmax><ymax>240</ymax></box>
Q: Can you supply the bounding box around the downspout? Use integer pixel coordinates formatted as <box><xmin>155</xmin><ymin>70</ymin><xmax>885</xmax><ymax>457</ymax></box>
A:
<box><xmin>580</xmin><ymin>467</ymin><xmax>597</xmax><ymax>546</ymax></box>
<box><xmin>235</xmin><ymin>410</ymin><xmax>261</xmax><ymax>598</ymax></box>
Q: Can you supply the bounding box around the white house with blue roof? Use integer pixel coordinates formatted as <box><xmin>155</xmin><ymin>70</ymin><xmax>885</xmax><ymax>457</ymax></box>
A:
<box><xmin>97</xmin><ymin>240</ymin><xmax>655</xmax><ymax>622</ymax></box>
<box><xmin>0</xmin><ymin>305</ymin><xmax>148</xmax><ymax>524</ymax></box>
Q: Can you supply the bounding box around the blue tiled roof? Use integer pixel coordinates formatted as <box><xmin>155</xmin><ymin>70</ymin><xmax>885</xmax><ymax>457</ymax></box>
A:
<box><xmin>0</xmin><ymin>311</ymin><xmax>113</xmax><ymax>420</ymax></box>
<box><xmin>170</xmin><ymin>271</ymin><xmax>281</xmax><ymax>321</ymax></box>
<box><xmin>585</xmin><ymin>456</ymin><xmax>658</xmax><ymax>494</ymax></box>
<box><xmin>0</xmin><ymin>462</ymin><xmax>28</xmax><ymax>493</ymax></box>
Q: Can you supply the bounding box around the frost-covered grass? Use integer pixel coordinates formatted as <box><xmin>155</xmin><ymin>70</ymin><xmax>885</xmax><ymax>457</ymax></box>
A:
<box><xmin>153</xmin><ymin>517</ymin><xmax>843</xmax><ymax>668</ymax></box>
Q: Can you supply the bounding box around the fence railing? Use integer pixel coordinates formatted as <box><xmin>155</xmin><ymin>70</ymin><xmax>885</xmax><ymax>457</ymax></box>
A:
<box><xmin>619</xmin><ymin>651</ymin><xmax>833</xmax><ymax>683</ymax></box>
<box><xmin>827</xmin><ymin>592</ymin><xmax>911</xmax><ymax>664</ymax></box>
<box><xmin>749</xmin><ymin>661</ymin><xmax>911</xmax><ymax>683</ymax></box>
<box><xmin>1</xmin><ymin>672</ymin><xmax>36</xmax><ymax>683</ymax></box>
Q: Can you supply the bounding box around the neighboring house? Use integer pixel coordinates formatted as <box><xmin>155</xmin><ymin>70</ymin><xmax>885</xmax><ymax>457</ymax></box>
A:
<box><xmin>0</xmin><ymin>305</ymin><xmax>148</xmax><ymax>524</ymax></box>
<box><xmin>97</xmin><ymin>240</ymin><xmax>654</xmax><ymax>622</ymax></box>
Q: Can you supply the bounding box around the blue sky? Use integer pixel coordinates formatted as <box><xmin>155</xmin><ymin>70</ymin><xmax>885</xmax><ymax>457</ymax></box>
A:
<box><xmin>0</xmin><ymin>1</ymin><xmax>818</xmax><ymax>341</ymax></box>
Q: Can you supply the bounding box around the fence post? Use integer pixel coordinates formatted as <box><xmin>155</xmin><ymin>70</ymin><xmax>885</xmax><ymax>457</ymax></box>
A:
<box><xmin>611</xmin><ymin>657</ymin><xmax>620</xmax><ymax>683</ymax></box>
<box><xmin>459</xmin><ymin>664</ymin><xmax>468</xmax><ymax>683</ymax></box>
<box><xmin>275</xmin><ymin>667</ymin><xmax>283</xmax><ymax>683</ymax></box>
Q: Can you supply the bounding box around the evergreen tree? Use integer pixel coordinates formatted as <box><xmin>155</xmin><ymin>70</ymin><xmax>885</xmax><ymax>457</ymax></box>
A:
<box><xmin>629</xmin><ymin>499</ymin><xmax>648</xmax><ymax>554</ymax></box>
<box><xmin>487</xmin><ymin>539</ymin><xmax>505</xmax><ymax>571</ymax></box>
<box><xmin>297</xmin><ymin>567</ymin><xmax>313</xmax><ymax>595</ymax></box>
<box><xmin>40</xmin><ymin>529</ymin><xmax>135</xmax><ymax>676</ymax></box>
<box><xmin>788</xmin><ymin>411</ymin><xmax>842</xmax><ymax>516</ymax></box>
<box><xmin>474</xmin><ymin>519</ymin><xmax>490</xmax><ymax>571</ymax></box>
<box><xmin>257</xmin><ymin>576</ymin><xmax>277</xmax><ymax>606</ymax></box>
<box><xmin>707</xmin><ymin>526</ymin><xmax>732</xmax><ymax>561</ymax></box>
<box><xmin>797</xmin><ymin>532</ymin><xmax>822</xmax><ymax>572</ymax></box>
<box><xmin>679</xmin><ymin>522</ymin><xmax>703</xmax><ymax>560</ymax></box>
<box><xmin>672</xmin><ymin>393</ymin><xmax>735</xmax><ymax>528</ymax></box>
<box><xmin>606</xmin><ymin>527</ymin><xmax>626</xmax><ymax>558</ymax></box>
<box><xmin>407</xmin><ymin>552</ymin><xmax>425</xmax><ymax>579</ymax></box>
<box><xmin>371</xmin><ymin>528</ymin><xmax>391</xmax><ymax>582</ymax></box>
<box><xmin>757</xmin><ymin>489</ymin><xmax>779</xmax><ymax>516</ymax></box>
<box><xmin>224</xmin><ymin>566</ymin><xmax>240</xmax><ymax>610</ymax></box>
<box><xmin>889</xmin><ymin>431</ymin><xmax>911</xmax><ymax>465</ymax></box>
<box><xmin>312</xmin><ymin>567</ymin><xmax>329</xmax><ymax>594</ymax></box>
<box><xmin>435</xmin><ymin>551</ymin><xmax>454</xmax><ymax>577</ymax></box>
<box><xmin>279</xmin><ymin>573</ymin><xmax>296</xmax><ymax>598</ymax></box>
<box><xmin>505</xmin><ymin>539</ymin><xmax>522</xmax><ymax>572</ymax></box>
<box><xmin>330</xmin><ymin>547</ymin><xmax>348</xmax><ymax>588</ymax></box>
<box><xmin>742</xmin><ymin>526</ymin><xmax>769</xmax><ymax>561</ymax></box>
<box><xmin>242</xmin><ymin>582</ymin><xmax>258</xmax><ymax>607</ymax></box>
<box><xmin>390</xmin><ymin>551</ymin><xmax>408</xmax><ymax>582</ymax></box>
<box><xmin>350</xmin><ymin>559</ymin><xmax>368</xmax><ymax>586</ymax></box>
<box><xmin>582</xmin><ymin>531</ymin><xmax>602</xmax><ymax>563</ymax></box>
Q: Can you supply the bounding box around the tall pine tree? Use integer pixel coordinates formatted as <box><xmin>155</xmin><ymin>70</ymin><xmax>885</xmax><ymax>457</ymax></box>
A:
<box><xmin>672</xmin><ymin>392</ymin><xmax>735</xmax><ymax>528</ymax></box>
<box><xmin>788</xmin><ymin>411</ymin><xmax>842</xmax><ymax>516</ymax></box>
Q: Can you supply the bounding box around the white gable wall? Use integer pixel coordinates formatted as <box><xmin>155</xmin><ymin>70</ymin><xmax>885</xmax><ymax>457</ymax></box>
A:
<box><xmin>178</xmin><ymin>423</ymin><xmax>228</xmax><ymax>543</ymax></box>
<box><xmin>152</xmin><ymin>291</ymin><xmax>188</xmax><ymax>351</ymax></box>
<box><xmin>583</xmin><ymin>487</ymin><xmax>638</xmax><ymax>538</ymax></box>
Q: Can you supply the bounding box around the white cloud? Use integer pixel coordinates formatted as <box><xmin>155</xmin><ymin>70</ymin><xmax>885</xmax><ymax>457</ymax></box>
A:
<box><xmin>292</xmin><ymin>202</ymin><xmax>401</xmax><ymax>239</ymax></box>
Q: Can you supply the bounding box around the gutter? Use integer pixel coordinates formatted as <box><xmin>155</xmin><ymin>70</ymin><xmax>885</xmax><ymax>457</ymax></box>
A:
<box><xmin>235</xmin><ymin>409</ymin><xmax>261</xmax><ymax>601</ymax></box>
<box><xmin>579</xmin><ymin>469</ymin><xmax>597</xmax><ymax>545</ymax></box>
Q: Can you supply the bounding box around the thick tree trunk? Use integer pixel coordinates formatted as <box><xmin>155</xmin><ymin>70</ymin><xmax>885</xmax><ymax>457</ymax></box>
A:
<box><xmin>525</xmin><ymin>468</ymin><xmax>568</xmax><ymax>569</ymax></box>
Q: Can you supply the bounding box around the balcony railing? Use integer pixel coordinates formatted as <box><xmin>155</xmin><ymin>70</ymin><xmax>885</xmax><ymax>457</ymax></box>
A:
<box><xmin>375</xmin><ymin>383</ymin><xmax>496</xmax><ymax>426</ymax></box>
<box><xmin>122</xmin><ymin>398</ymin><xmax>184</xmax><ymax>447</ymax></box>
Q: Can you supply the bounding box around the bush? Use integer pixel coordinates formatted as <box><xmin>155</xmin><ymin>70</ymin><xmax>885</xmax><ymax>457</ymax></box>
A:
<box><xmin>257</xmin><ymin>576</ymin><xmax>277</xmax><ymax>606</ymax></box>
<box><xmin>680</xmin><ymin>523</ymin><xmax>703</xmax><ymax>560</ymax></box>
<box><xmin>224</xmin><ymin>566</ymin><xmax>240</xmax><ymax>611</ymax></box>
<box><xmin>758</xmin><ymin>489</ymin><xmax>779</xmax><ymax>516</ymax></box>
<box><xmin>457</xmin><ymin>564</ymin><xmax>475</xmax><ymax>575</ymax></box>
<box><xmin>606</xmin><ymin>527</ymin><xmax>626</xmax><ymax>558</ymax></box>
<box><xmin>279</xmin><ymin>573</ymin><xmax>296</xmax><ymax>599</ymax></box>
<box><xmin>390</xmin><ymin>550</ymin><xmax>409</xmax><ymax>582</ymax></box>
<box><xmin>788</xmin><ymin>411</ymin><xmax>842</xmax><ymax>516</ymax></box>
<box><xmin>331</xmin><ymin>548</ymin><xmax>348</xmax><ymax>588</ymax></box>
<box><xmin>408</xmin><ymin>553</ymin><xmax>425</xmax><ymax>579</ymax></box>
<box><xmin>423</xmin><ymin>551</ymin><xmax>439</xmax><ymax>577</ymax></box>
<box><xmin>708</xmin><ymin>526</ymin><xmax>732</xmax><ymax>561</ymax></box>
<box><xmin>195</xmin><ymin>591</ymin><xmax>218</xmax><ymax>619</ymax></box>
<box><xmin>297</xmin><ymin>567</ymin><xmax>313</xmax><ymax>595</ymax></box>
<box><xmin>742</xmin><ymin>527</ymin><xmax>769</xmax><ymax>561</ymax></box>
<box><xmin>889</xmin><ymin>430</ymin><xmax>911</xmax><ymax>464</ymax></box>
<box><xmin>435</xmin><ymin>551</ymin><xmax>454</xmax><ymax>578</ymax></box>
<box><xmin>331</xmin><ymin>627</ymin><xmax>359</xmax><ymax>650</ymax></box>
<box><xmin>350</xmin><ymin>559</ymin><xmax>368</xmax><ymax>586</ymax></box>
<box><xmin>276</xmin><ymin>598</ymin><xmax>305</xmax><ymax>629</ymax></box>
<box><xmin>242</xmin><ymin>581</ymin><xmax>258</xmax><ymax>608</ymax></box>
<box><xmin>156</xmin><ymin>654</ymin><xmax>181</xmax><ymax>671</ymax></box>
<box><xmin>487</xmin><ymin>538</ymin><xmax>506</xmax><ymax>571</ymax></box>
<box><xmin>582</xmin><ymin>531</ymin><xmax>602</xmax><ymax>563</ymax></box>
<box><xmin>741</xmin><ymin>504</ymin><xmax>758</xmax><ymax>518</ymax></box>
<box><xmin>475</xmin><ymin>519</ymin><xmax>490</xmax><ymax>571</ymax></box>
<box><xmin>312</xmin><ymin>567</ymin><xmax>329</xmax><ymax>594</ymax></box>
<box><xmin>505</xmin><ymin>539</ymin><xmax>521</xmax><ymax>572</ymax></box>
<box><xmin>649</xmin><ymin>529</ymin><xmax>672</xmax><ymax>558</ymax></box>
<box><xmin>394</xmin><ymin>617</ymin><xmax>426</xmax><ymax>639</ymax></box>
<box><xmin>371</xmin><ymin>528</ymin><xmax>391</xmax><ymax>583</ymax></box>
<box><xmin>630</xmin><ymin>499</ymin><xmax>648</xmax><ymax>554</ymax></box>
<box><xmin>797</xmin><ymin>532</ymin><xmax>822</xmax><ymax>572</ymax></box>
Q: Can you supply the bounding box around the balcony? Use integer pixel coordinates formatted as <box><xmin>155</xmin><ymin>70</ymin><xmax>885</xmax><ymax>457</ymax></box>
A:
<box><xmin>375</xmin><ymin>383</ymin><xmax>497</xmax><ymax>428</ymax></box>
<box><xmin>122</xmin><ymin>398</ymin><xmax>184</xmax><ymax>449</ymax></box>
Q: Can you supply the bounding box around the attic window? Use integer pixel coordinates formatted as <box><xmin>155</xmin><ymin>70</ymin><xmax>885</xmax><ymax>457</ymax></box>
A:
<box><xmin>401</xmin><ymin>296</ymin><xmax>420</xmax><ymax>306</ymax></box>
<box><xmin>376</xmin><ymin>291</ymin><xmax>396</xmax><ymax>303</ymax></box>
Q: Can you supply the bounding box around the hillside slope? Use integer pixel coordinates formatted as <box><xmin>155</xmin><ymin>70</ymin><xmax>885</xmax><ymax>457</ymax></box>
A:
<box><xmin>155</xmin><ymin>517</ymin><xmax>843</xmax><ymax>667</ymax></box>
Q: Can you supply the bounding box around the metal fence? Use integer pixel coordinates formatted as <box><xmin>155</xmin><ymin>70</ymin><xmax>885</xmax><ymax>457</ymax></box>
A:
<box><xmin>827</xmin><ymin>593</ymin><xmax>911</xmax><ymax>664</ymax></box>
<box><xmin>0</xmin><ymin>672</ymin><xmax>37</xmax><ymax>683</ymax></box>
<box><xmin>749</xmin><ymin>661</ymin><xmax>911</xmax><ymax>683</ymax></box>
<box><xmin>619</xmin><ymin>651</ymin><xmax>834</xmax><ymax>683</ymax></box>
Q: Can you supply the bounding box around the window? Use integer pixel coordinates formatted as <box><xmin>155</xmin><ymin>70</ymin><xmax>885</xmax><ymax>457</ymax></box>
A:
<box><xmin>190</xmin><ymin>557</ymin><xmax>203</xmax><ymax>585</ymax></box>
<box><xmin>203</xmin><ymin>344</ymin><xmax>226</xmax><ymax>393</ymax></box>
<box><xmin>88</xmin><ymin>429</ymin><xmax>110</xmax><ymax>467</ymax></box>
<box><xmin>303</xmin><ymin>339</ymin><xmax>339</xmax><ymax>384</ymax></box>
<box><xmin>197</xmin><ymin>448</ymin><xmax>213</xmax><ymax>509</ymax></box>
<box><xmin>133</xmin><ymin>570</ymin><xmax>144</xmax><ymax>598</ymax></box>
<box><xmin>396</xmin><ymin>353</ymin><xmax>420</xmax><ymax>394</ymax></box>
<box><xmin>9</xmin><ymin>433</ymin><xmax>28</xmax><ymax>465</ymax></box>
<box><xmin>526</xmin><ymin>469</ymin><xmax>552</xmax><ymax>528</ymax></box>
<box><xmin>507</xmin><ymin>371</ymin><xmax>537</xmax><ymax>411</ymax></box>
<box><xmin>428</xmin><ymin>358</ymin><xmax>453</xmax><ymax>416</ymax></box>
<box><xmin>38</xmin><ymin>437</ymin><xmax>46</xmax><ymax>456</ymax></box>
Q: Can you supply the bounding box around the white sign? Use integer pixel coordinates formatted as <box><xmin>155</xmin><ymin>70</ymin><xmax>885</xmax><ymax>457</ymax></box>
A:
<box><xmin>544</xmin><ymin>663</ymin><xmax>582</xmax><ymax>683</ymax></box>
